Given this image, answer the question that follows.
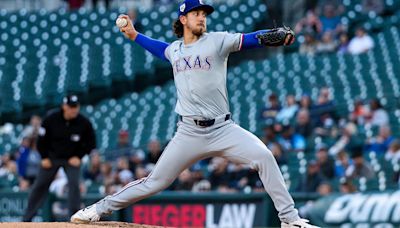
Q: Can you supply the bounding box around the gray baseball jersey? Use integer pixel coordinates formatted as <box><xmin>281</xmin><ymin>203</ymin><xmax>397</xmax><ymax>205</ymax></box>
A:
<box><xmin>93</xmin><ymin>32</ymin><xmax>301</xmax><ymax>225</ymax></box>
<box><xmin>164</xmin><ymin>32</ymin><xmax>242</xmax><ymax>119</ymax></box>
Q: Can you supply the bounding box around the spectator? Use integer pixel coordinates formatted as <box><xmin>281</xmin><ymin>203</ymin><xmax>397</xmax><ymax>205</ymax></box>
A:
<box><xmin>114</xmin><ymin>157</ymin><xmax>134</xmax><ymax>189</ymax></box>
<box><xmin>233</xmin><ymin>165</ymin><xmax>251</xmax><ymax>191</ymax></box>
<box><xmin>134</xmin><ymin>165</ymin><xmax>149</xmax><ymax>180</ymax></box>
<box><xmin>297</xmin><ymin>181</ymin><xmax>333</xmax><ymax>218</ymax></box>
<box><xmin>0</xmin><ymin>155</ymin><xmax>19</xmax><ymax>189</ymax></box>
<box><xmin>329</xmin><ymin>122</ymin><xmax>362</xmax><ymax>156</ymax></box>
<box><xmin>366</xmin><ymin>98</ymin><xmax>389</xmax><ymax>127</ymax></box>
<box><xmin>260</xmin><ymin>93</ymin><xmax>281</xmax><ymax>125</ymax></box>
<box><xmin>339</xmin><ymin>178</ymin><xmax>357</xmax><ymax>193</ymax></box>
<box><xmin>99</xmin><ymin>163</ymin><xmax>116</xmax><ymax>195</ymax></box>
<box><xmin>114</xmin><ymin>130</ymin><xmax>145</xmax><ymax>173</ymax></box>
<box><xmin>260</xmin><ymin>124</ymin><xmax>277</xmax><ymax>146</ymax></box>
<box><xmin>294</xmin><ymin>109</ymin><xmax>314</xmax><ymax>138</ymax></box>
<box><xmin>128</xmin><ymin>150</ymin><xmax>145</xmax><ymax>174</ymax></box>
<box><xmin>317</xmin><ymin>182</ymin><xmax>333</xmax><ymax>196</ymax></box>
<box><xmin>335</xmin><ymin>150</ymin><xmax>353</xmax><ymax>178</ymax></box>
<box><xmin>385</xmin><ymin>139</ymin><xmax>400</xmax><ymax>163</ymax></box>
<box><xmin>276</xmin><ymin>94</ymin><xmax>299</xmax><ymax>123</ymax></box>
<box><xmin>315</xmin><ymin>144</ymin><xmax>335</xmax><ymax>179</ymax></box>
<box><xmin>16</xmin><ymin>137</ymin><xmax>41</xmax><ymax>186</ymax></box>
<box><xmin>299</xmin><ymin>32</ymin><xmax>318</xmax><ymax>55</ymax></box>
<box><xmin>316</xmin><ymin>31</ymin><xmax>337</xmax><ymax>54</ymax></box>
<box><xmin>83</xmin><ymin>151</ymin><xmax>102</xmax><ymax>182</ymax></box>
<box><xmin>337</xmin><ymin>33</ymin><xmax>349</xmax><ymax>54</ymax></box>
<box><xmin>319</xmin><ymin>4</ymin><xmax>342</xmax><ymax>34</ymax></box>
<box><xmin>365</xmin><ymin>125</ymin><xmax>394</xmax><ymax>155</ymax></box>
<box><xmin>0</xmin><ymin>153</ymin><xmax>12</xmax><ymax>176</ymax></box>
<box><xmin>244</xmin><ymin>169</ymin><xmax>264</xmax><ymax>192</ymax></box>
<box><xmin>277</xmin><ymin>124</ymin><xmax>306</xmax><ymax>153</ymax></box>
<box><xmin>329</xmin><ymin>122</ymin><xmax>361</xmax><ymax>156</ymax></box>
<box><xmin>295</xmin><ymin>10</ymin><xmax>323</xmax><ymax>35</ymax></box>
<box><xmin>176</xmin><ymin>164</ymin><xmax>206</xmax><ymax>192</ymax></box>
<box><xmin>317</xmin><ymin>0</ymin><xmax>345</xmax><ymax>16</ymax></box>
<box><xmin>174</xmin><ymin>169</ymin><xmax>194</xmax><ymax>191</ymax></box>
<box><xmin>299</xmin><ymin>94</ymin><xmax>313</xmax><ymax>110</ymax></box>
<box><xmin>49</xmin><ymin>168</ymin><xmax>68</xmax><ymax>198</ymax></box>
<box><xmin>348</xmin><ymin>27</ymin><xmax>374</xmax><ymax>55</ymax></box>
<box><xmin>49</xmin><ymin>167</ymin><xmax>87</xmax><ymax>220</ymax></box>
<box><xmin>192</xmin><ymin>179</ymin><xmax>211</xmax><ymax>192</ymax></box>
<box><xmin>232</xmin><ymin>164</ymin><xmax>263</xmax><ymax>192</ymax></box>
<box><xmin>310</xmin><ymin>87</ymin><xmax>337</xmax><ymax>128</ymax></box>
<box><xmin>19</xmin><ymin>178</ymin><xmax>31</xmax><ymax>191</ymax></box>
<box><xmin>114</xmin><ymin>130</ymin><xmax>134</xmax><ymax>157</ymax></box>
<box><xmin>190</xmin><ymin>164</ymin><xmax>205</xmax><ymax>183</ymax></box>
<box><xmin>145</xmin><ymin>139</ymin><xmax>163</xmax><ymax>165</ymax></box>
<box><xmin>362</xmin><ymin>0</ymin><xmax>384</xmax><ymax>15</ymax></box>
<box><xmin>319</xmin><ymin>87</ymin><xmax>333</xmax><ymax>103</ymax></box>
<box><xmin>8</xmin><ymin>160</ymin><xmax>19</xmax><ymax>179</ymax></box>
<box><xmin>217</xmin><ymin>183</ymin><xmax>237</xmax><ymax>193</ymax></box>
<box><xmin>116</xmin><ymin>157</ymin><xmax>131</xmax><ymax>175</ymax></box>
<box><xmin>296</xmin><ymin>160</ymin><xmax>324</xmax><ymax>192</ymax></box>
<box><xmin>208</xmin><ymin>157</ymin><xmax>233</xmax><ymax>191</ymax></box>
<box><xmin>349</xmin><ymin>98</ymin><xmax>367</xmax><ymax>125</ymax></box>
<box><xmin>346</xmin><ymin>148</ymin><xmax>375</xmax><ymax>180</ymax></box>
<box><xmin>270</xmin><ymin>142</ymin><xmax>288</xmax><ymax>165</ymax></box>
<box><xmin>20</xmin><ymin>115</ymin><xmax>42</xmax><ymax>142</ymax></box>
<box><xmin>118</xmin><ymin>169</ymin><xmax>134</xmax><ymax>186</ymax></box>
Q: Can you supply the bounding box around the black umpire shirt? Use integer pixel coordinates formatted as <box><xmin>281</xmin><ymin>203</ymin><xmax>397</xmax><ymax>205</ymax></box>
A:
<box><xmin>37</xmin><ymin>109</ymin><xmax>96</xmax><ymax>160</ymax></box>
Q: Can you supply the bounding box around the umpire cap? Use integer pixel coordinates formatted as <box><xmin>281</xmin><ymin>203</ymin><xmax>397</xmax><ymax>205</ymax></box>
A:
<box><xmin>63</xmin><ymin>94</ymin><xmax>80</xmax><ymax>107</ymax></box>
<box><xmin>178</xmin><ymin>0</ymin><xmax>214</xmax><ymax>17</ymax></box>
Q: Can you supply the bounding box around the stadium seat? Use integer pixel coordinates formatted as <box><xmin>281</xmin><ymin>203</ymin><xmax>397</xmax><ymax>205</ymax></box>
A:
<box><xmin>0</xmin><ymin>0</ymin><xmax>268</xmax><ymax>118</ymax></box>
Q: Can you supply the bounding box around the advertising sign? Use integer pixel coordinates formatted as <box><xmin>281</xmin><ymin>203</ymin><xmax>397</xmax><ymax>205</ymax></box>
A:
<box><xmin>0</xmin><ymin>192</ymin><xmax>45</xmax><ymax>222</ymax></box>
<box><xmin>127</xmin><ymin>193</ymin><xmax>269</xmax><ymax>227</ymax></box>
<box><xmin>308</xmin><ymin>191</ymin><xmax>400</xmax><ymax>227</ymax></box>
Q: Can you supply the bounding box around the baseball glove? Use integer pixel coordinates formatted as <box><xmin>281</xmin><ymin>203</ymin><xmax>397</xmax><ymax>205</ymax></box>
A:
<box><xmin>256</xmin><ymin>26</ymin><xmax>295</xmax><ymax>46</ymax></box>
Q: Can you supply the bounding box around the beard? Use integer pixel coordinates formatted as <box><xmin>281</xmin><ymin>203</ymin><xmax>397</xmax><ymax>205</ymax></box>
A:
<box><xmin>189</xmin><ymin>23</ymin><xmax>206</xmax><ymax>37</ymax></box>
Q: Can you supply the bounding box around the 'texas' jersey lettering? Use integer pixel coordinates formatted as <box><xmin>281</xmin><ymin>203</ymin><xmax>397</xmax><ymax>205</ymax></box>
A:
<box><xmin>173</xmin><ymin>55</ymin><xmax>212</xmax><ymax>74</ymax></box>
<box><xmin>164</xmin><ymin>32</ymin><xmax>242</xmax><ymax>118</ymax></box>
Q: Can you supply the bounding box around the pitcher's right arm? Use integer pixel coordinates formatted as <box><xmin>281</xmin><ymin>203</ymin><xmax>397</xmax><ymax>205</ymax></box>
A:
<box><xmin>118</xmin><ymin>15</ymin><xmax>169</xmax><ymax>62</ymax></box>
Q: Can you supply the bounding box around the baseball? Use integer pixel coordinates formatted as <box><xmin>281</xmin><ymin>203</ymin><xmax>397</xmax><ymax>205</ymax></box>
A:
<box><xmin>116</xmin><ymin>17</ymin><xmax>128</xmax><ymax>28</ymax></box>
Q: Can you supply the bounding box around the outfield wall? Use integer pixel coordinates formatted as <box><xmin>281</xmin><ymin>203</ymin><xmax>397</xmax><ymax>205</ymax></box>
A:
<box><xmin>1</xmin><ymin>191</ymin><xmax>398</xmax><ymax>227</ymax></box>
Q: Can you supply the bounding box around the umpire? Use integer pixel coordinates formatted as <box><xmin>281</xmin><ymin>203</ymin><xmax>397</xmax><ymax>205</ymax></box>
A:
<box><xmin>23</xmin><ymin>95</ymin><xmax>96</xmax><ymax>221</ymax></box>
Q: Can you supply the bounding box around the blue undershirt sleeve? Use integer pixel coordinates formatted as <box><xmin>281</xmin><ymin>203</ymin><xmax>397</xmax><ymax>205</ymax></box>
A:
<box><xmin>135</xmin><ymin>33</ymin><xmax>169</xmax><ymax>61</ymax></box>
<box><xmin>241</xmin><ymin>30</ymin><xmax>271</xmax><ymax>49</ymax></box>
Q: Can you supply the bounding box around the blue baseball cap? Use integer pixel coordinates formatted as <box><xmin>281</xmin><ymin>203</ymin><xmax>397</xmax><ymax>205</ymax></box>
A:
<box><xmin>178</xmin><ymin>0</ymin><xmax>214</xmax><ymax>17</ymax></box>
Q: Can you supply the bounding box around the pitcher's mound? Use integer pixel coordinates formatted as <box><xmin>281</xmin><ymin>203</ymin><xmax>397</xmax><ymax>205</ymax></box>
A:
<box><xmin>0</xmin><ymin>222</ymin><xmax>163</xmax><ymax>228</ymax></box>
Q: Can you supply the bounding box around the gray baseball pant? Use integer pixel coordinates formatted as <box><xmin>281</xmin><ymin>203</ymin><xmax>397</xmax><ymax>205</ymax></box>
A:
<box><xmin>96</xmin><ymin>115</ymin><xmax>300</xmax><ymax>223</ymax></box>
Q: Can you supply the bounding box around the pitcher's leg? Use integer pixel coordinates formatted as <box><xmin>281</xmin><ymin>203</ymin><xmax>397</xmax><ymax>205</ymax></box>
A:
<box><xmin>96</xmin><ymin>130</ymin><xmax>208</xmax><ymax>215</ymax></box>
<box><xmin>216</xmin><ymin>123</ymin><xmax>299</xmax><ymax>223</ymax></box>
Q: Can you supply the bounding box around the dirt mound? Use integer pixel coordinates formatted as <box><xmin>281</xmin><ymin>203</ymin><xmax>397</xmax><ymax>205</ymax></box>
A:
<box><xmin>0</xmin><ymin>222</ymin><xmax>163</xmax><ymax>228</ymax></box>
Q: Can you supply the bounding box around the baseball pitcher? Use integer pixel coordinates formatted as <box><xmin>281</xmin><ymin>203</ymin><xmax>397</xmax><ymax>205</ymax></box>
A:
<box><xmin>72</xmin><ymin>1</ymin><xmax>319</xmax><ymax>227</ymax></box>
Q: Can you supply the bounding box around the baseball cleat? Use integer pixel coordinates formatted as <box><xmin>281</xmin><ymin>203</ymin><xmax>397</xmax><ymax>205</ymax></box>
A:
<box><xmin>281</xmin><ymin>218</ymin><xmax>320</xmax><ymax>228</ymax></box>
<box><xmin>70</xmin><ymin>204</ymin><xmax>101</xmax><ymax>223</ymax></box>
